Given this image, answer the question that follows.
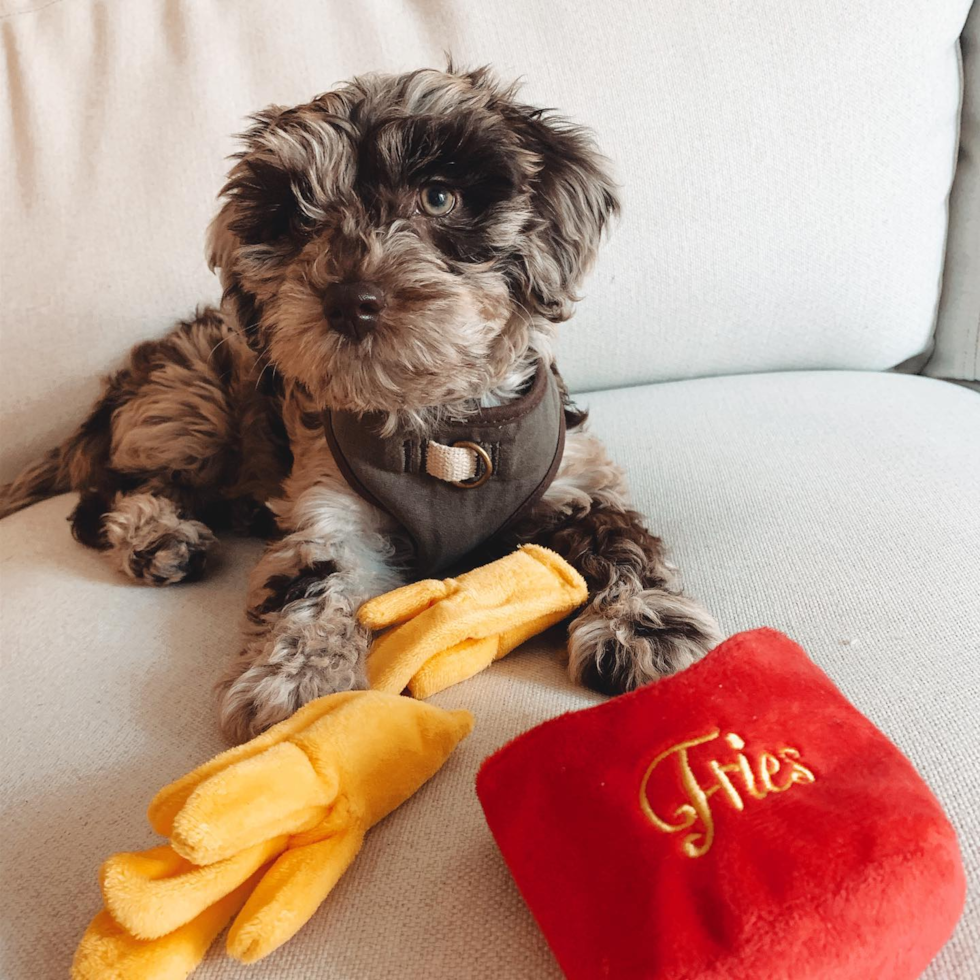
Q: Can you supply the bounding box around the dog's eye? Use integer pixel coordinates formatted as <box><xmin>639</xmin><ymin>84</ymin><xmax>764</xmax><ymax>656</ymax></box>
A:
<box><xmin>418</xmin><ymin>183</ymin><xmax>457</xmax><ymax>217</ymax></box>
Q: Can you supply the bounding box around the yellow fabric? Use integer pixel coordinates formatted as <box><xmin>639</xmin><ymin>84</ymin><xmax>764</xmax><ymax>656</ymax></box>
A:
<box><xmin>100</xmin><ymin>838</ymin><xmax>288</xmax><ymax>940</ymax></box>
<box><xmin>72</xmin><ymin>875</ymin><xmax>259</xmax><ymax>980</ymax></box>
<box><xmin>227</xmin><ymin>818</ymin><xmax>363</xmax><ymax>963</ymax></box>
<box><xmin>74</xmin><ymin>692</ymin><xmax>473</xmax><ymax>977</ymax></box>
<box><xmin>360</xmin><ymin>544</ymin><xmax>588</xmax><ymax>698</ymax></box>
<box><xmin>147</xmin><ymin>692</ymin><xmax>356</xmax><ymax>838</ymax></box>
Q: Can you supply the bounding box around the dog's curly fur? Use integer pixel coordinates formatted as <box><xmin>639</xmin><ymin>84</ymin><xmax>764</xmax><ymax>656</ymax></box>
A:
<box><xmin>0</xmin><ymin>66</ymin><xmax>720</xmax><ymax>742</ymax></box>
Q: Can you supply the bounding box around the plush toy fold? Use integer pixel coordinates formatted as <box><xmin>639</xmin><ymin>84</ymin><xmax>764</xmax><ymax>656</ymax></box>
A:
<box><xmin>72</xmin><ymin>691</ymin><xmax>473</xmax><ymax>979</ymax></box>
<box><xmin>359</xmin><ymin>543</ymin><xmax>588</xmax><ymax>698</ymax></box>
<box><xmin>476</xmin><ymin>628</ymin><xmax>966</xmax><ymax>980</ymax></box>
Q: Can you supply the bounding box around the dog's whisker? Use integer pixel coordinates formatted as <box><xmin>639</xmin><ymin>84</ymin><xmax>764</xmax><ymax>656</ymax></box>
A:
<box><xmin>207</xmin><ymin>335</ymin><xmax>231</xmax><ymax>364</ymax></box>
<box><xmin>254</xmin><ymin>359</ymin><xmax>274</xmax><ymax>392</ymax></box>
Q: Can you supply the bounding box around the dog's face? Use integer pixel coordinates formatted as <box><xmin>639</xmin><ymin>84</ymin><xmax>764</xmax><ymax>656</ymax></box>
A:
<box><xmin>209</xmin><ymin>67</ymin><xmax>618</xmax><ymax>418</ymax></box>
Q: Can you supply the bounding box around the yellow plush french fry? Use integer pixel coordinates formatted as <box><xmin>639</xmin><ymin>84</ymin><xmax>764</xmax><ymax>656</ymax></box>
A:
<box><xmin>147</xmin><ymin>692</ymin><xmax>359</xmax><ymax>839</ymax></box>
<box><xmin>213</xmin><ymin>692</ymin><xmax>473</xmax><ymax>961</ymax></box>
<box><xmin>227</xmin><ymin>817</ymin><xmax>363</xmax><ymax>963</ymax></box>
<box><xmin>100</xmin><ymin>838</ymin><xmax>287</xmax><ymax>940</ymax></box>
<box><xmin>360</xmin><ymin>544</ymin><xmax>588</xmax><ymax>698</ymax></box>
<box><xmin>76</xmin><ymin>692</ymin><xmax>472</xmax><ymax>973</ymax></box>
<box><xmin>72</xmin><ymin>873</ymin><xmax>259</xmax><ymax>980</ymax></box>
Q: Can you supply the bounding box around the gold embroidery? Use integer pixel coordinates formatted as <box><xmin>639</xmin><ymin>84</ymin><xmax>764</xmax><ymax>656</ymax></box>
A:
<box><xmin>779</xmin><ymin>747</ymin><xmax>816</xmax><ymax>785</ymax></box>
<box><xmin>638</xmin><ymin>731</ymin><xmax>720</xmax><ymax>857</ymax></box>
<box><xmin>759</xmin><ymin>752</ymin><xmax>789</xmax><ymax>794</ymax></box>
<box><xmin>707</xmin><ymin>759</ymin><xmax>745</xmax><ymax>810</ymax></box>
<box><xmin>639</xmin><ymin>730</ymin><xmax>816</xmax><ymax>858</ymax></box>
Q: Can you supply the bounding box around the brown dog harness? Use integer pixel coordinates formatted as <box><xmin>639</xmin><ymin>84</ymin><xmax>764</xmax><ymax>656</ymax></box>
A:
<box><xmin>323</xmin><ymin>361</ymin><xmax>565</xmax><ymax>574</ymax></box>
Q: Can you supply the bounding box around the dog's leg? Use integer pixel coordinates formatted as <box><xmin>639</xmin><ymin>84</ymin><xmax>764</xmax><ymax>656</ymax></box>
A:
<box><xmin>83</xmin><ymin>490</ymin><xmax>216</xmax><ymax>585</ymax></box>
<box><xmin>48</xmin><ymin>308</ymin><xmax>284</xmax><ymax>585</ymax></box>
<box><xmin>218</xmin><ymin>487</ymin><xmax>402</xmax><ymax>742</ymax></box>
<box><xmin>516</xmin><ymin>428</ymin><xmax>721</xmax><ymax>694</ymax></box>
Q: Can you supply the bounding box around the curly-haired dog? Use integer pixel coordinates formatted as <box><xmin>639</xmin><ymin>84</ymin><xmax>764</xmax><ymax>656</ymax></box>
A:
<box><xmin>0</xmin><ymin>67</ymin><xmax>721</xmax><ymax>742</ymax></box>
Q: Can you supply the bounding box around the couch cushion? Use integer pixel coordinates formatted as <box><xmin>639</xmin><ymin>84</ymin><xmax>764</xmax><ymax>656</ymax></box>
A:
<box><xmin>929</xmin><ymin>0</ymin><xmax>980</xmax><ymax>385</ymax></box>
<box><xmin>1</xmin><ymin>370</ymin><xmax>977</xmax><ymax>979</ymax></box>
<box><xmin>0</xmin><ymin>0</ymin><xmax>975</xmax><ymax>480</ymax></box>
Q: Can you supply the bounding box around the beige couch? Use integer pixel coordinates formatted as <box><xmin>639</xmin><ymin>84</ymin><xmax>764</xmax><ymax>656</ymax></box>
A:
<box><xmin>2</xmin><ymin>2</ymin><xmax>978</xmax><ymax>977</ymax></box>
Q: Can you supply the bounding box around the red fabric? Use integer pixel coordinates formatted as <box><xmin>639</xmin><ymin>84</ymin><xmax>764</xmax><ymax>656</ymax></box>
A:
<box><xmin>476</xmin><ymin>629</ymin><xmax>965</xmax><ymax>980</ymax></box>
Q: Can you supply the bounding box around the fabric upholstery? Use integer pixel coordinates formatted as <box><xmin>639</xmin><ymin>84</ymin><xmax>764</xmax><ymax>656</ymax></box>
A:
<box><xmin>0</xmin><ymin>0</ymin><xmax>974</xmax><ymax>479</ymax></box>
<box><xmin>2</xmin><ymin>370</ymin><xmax>978</xmax><ymax>980</ymax></box>
<box><xmin>928</xmin><ymin>0</ymin><xmax>980</xmax><ymax>385</ymax></box>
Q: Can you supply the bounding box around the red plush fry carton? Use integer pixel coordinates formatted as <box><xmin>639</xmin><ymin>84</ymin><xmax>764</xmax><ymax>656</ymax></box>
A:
<box><xmin>476</xmin><ymin>629</ymin><xmax>965</xmax><ymax>980</ymax></box>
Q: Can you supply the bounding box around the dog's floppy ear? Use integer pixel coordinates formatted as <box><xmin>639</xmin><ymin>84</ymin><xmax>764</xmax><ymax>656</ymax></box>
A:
<box><xmin>503</xmin><ymin>104</ymin><xmax>620</xmax><ymax>322</ymax></box>
<box><xmin>206</xmin><ymin>105</ymin><xmax>327</xmax><ymax>354</ymax></box>
<box><xmin>208</xmin><ymin>105</ymin><xmax>323</xmax><ymax>262</ymax></box>
<box><xmin>206</xmin><ymin>199</ymin><xmax>268</xmax><ymax>355</ymax></box>
<box><xmin>207</xmin><ymin>106</ymin><xmax>288</xmax><ymax>276</ymax></box>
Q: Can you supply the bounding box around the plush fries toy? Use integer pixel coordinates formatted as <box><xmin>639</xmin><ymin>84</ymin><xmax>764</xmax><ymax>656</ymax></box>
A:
<box><xmin>73</xmin><ymin>691</ymin><xmax>473</xmax><ymax>979</ymax></box>
<box><xmin>72</xmin><ymin>545</ymin><xmax>581</xmax><ymax>979</ymax></box>
<box><xmin>477</xmin><ymin>628</ymin><xmax>966</xmax><ymax>980</ymax></box>
<box><xmin>69</xmin><ymin>881</ymin><xmax>260</xmax><ymax>980</ymax></box>
<box><xmin>360</xmin><ymin>544</ymin><xmax>587</xmax><ymax>698</ymax></box>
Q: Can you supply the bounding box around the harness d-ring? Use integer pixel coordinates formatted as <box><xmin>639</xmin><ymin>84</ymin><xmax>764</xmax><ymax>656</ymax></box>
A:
<box><xmin>451</xmin><ymin>441</ymin><xmax>493</xmax><ymax>488</ymax></box>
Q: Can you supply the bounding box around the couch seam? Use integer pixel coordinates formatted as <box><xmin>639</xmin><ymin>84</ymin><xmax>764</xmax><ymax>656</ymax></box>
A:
<box><xmin>0</xmin><ymin>0</ymin><xmax>70</xmax><ymax>21</ymax></box>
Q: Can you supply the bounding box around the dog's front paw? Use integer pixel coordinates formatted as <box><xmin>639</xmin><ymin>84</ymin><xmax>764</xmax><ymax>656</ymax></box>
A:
<box><xmin>102</xmin><ymin>493</ymin><xmax>215</xmax><ymax>585</ymax></box>
<box><xmin>125</xmin><ymin>522</ymin><xmax>215</xmax><ymax>585</ymax></box>
<box><xmin>568</xmin><ymin>588</ymin><xmax>722</xmax><ymax>696</ymax></box>
<box><xmin>218</xmin><ymin>604</ymin><xmax>370</xmax><ymax>743</ymax></box>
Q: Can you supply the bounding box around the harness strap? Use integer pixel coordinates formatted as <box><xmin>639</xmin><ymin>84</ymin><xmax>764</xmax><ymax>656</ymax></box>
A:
<box><xmin>425</xmin><ymin>440</ymin><xmax>477</xmax><ymax>483</ymax></box>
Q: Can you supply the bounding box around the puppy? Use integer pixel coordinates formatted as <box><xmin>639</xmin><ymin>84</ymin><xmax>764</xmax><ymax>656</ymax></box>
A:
<box><xmin>0</xmin><ymin>66</ymin><xmax>721</xmax><ymax>742</ymax></box>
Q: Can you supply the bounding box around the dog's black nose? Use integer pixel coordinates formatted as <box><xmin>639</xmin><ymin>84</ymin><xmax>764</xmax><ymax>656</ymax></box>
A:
<box><xmin>323</xmin><ymin>282</ymin><xmax>386</xmax><ymax>340</ymax></box>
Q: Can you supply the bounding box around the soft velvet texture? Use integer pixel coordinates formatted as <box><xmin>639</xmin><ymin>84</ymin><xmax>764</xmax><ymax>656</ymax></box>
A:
<box><xmin>477</xmin><ymin>628</ymin><xmax>967</xmax><ymax>980</ymax></box>
<box><xmin>72</xmin><ymin>883</ymin><xmax>259</xmax><ymax>980</ymax></box>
